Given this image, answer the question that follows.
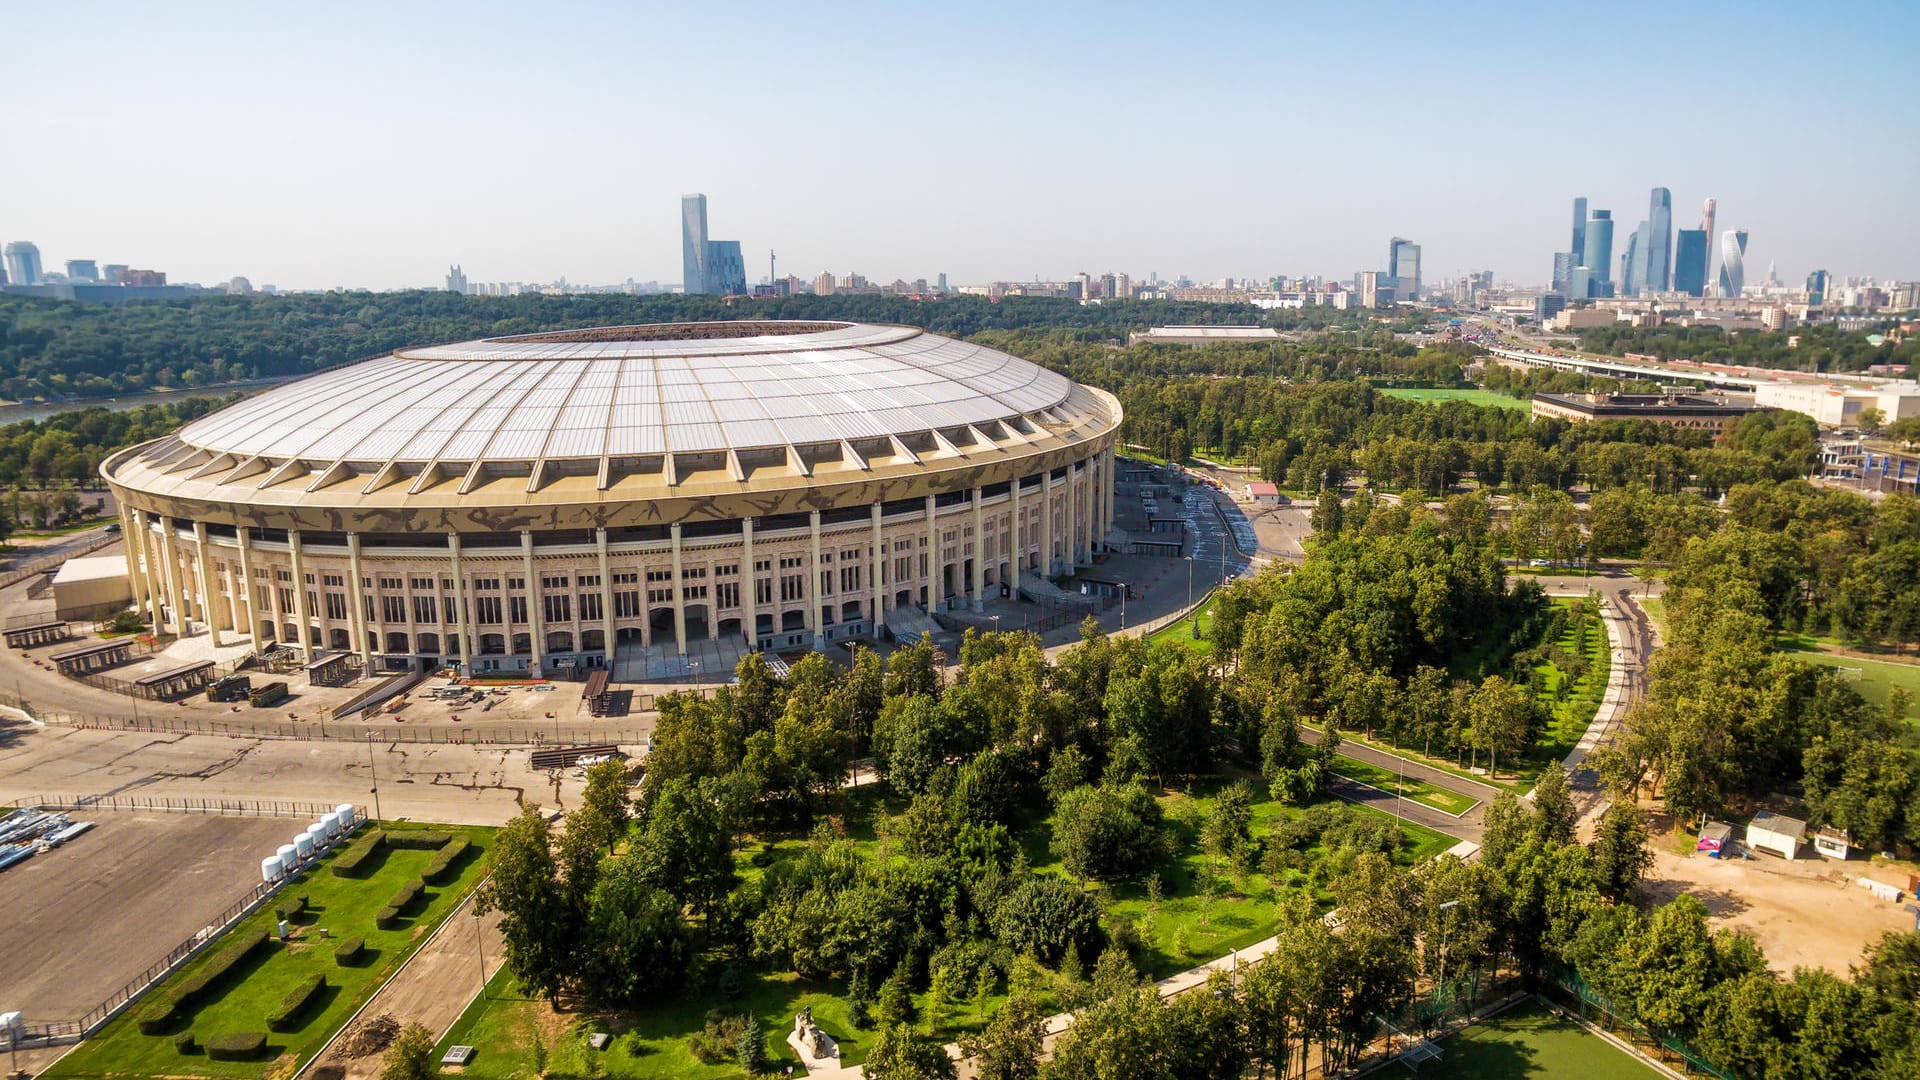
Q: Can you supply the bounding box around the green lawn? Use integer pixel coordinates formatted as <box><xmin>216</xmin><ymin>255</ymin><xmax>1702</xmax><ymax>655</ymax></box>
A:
<box><xmin>1421</xmin><ymin>1000</ymin><xmax>1659</xmax><ymax>1079</ymax></box>
<box><xmin>45</xmin><ymin>822</ymin><xmax>494</xmax><ymax>1079</ymax></box>
<box><xmin>1638</xmin><ymin>596</ymin><xmax>1668</xmax><ymax>640</ymax></box>
<box><xmin>1380</xmin><ymin>386</ymin><xmax>1530</xmax><ymax>411</ymax></box>
<box><xmin>1531</xmin><ymin>600</ymin><xmax>1612</xmax><ymax>766</ymax></box>
<box><xmin>1328</xmin><ymin>756</ymin><xmax>1480</xmax><ymax>816</ymax></box>
<box><xmin>1779</xmin><ymin>647</ymin><xmax>1920</xmax><ymax>744</ymax></box>
<box><xmin>1147</xmin><ymin>595</ymin><xmax>1215</xmax><ymax>656</ymax></box>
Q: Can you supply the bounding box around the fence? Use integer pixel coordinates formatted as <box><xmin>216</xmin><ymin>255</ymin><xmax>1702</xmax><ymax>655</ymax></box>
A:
<box><xmin>10</xmin><ymin>793</ymin><xmax>339</xmax><ymax>818</ymax></box>
<box><xmin>1541</xmin><ymin>965</ymin><xmax>1736</xmax><ymax>1079</ymax></box>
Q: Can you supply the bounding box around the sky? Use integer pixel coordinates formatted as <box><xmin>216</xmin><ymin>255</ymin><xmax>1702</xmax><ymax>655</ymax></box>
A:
<box><xmin>4</xmin><ymin>1</ymin><xmax>1916</xmax><ymax>292</ymax></box>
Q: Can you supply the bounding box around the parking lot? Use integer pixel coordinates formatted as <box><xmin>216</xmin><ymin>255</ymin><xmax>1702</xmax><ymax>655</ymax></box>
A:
<box><xmin>0</xmin><ymin>811</ymin><xmax>297</xmax><ymax>1019</ymax></box>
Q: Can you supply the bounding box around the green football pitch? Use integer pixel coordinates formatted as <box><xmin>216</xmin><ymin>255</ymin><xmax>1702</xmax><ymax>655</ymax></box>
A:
<box><xmin>1415</xmin><ymin>1001</ymin><xmax>1660</xmax><ymax>1079</ymax></box>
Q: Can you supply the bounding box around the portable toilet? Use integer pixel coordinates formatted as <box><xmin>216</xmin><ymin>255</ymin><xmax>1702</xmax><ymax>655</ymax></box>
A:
<box><xmin>293</xmin><ymin>832</ymin><xmax>315</xmax><ymax>861</ymax></box>
<box><xmin>260</xmin><ymin>855</ymin><xmax>283</xmax><ymax>883</ymax></box>
<box><xmin>335</xmin><ymin>803</ymin><xmax>357</xmax><ymax>829</ymax></box>
<box><xmin>278</xmin><ymin>843</ymin><xmax>299</xmax><ymax>869</ymax></box>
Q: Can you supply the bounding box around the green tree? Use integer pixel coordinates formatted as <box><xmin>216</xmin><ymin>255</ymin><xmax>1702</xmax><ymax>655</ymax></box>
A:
<box><xmin>578</xmin><ymin>855</ymin><xmax>690</xmax><ymax>1008</ymax></box>
<box><xmin>961</xmin><ymin>991</ymin><xmax>1046</xmax><ymax>1080</ymax></box>
<box><xmin>1468</xmin><ymin>676</ymin><xmax>1541</xmax><ymax>779</ymax></box>
<box><xmin>867</xmin><ymin>1022</ymin><xmax>958</xmax><ymax>1080</ymax></box>
<box><xmin>990</xmin><ymin>877</ymin><xmax>1103</xmax><ymax>968</ymax></box>
<box><xmin>475</xmin><ymin>805</ymin><xmax>572</xmax><ymax>1003</ymax></box>
<box><xmin>1591</xmin><ymin>799</ymin><xmax>1654</xmax><ymax>901</ymax></box>
<box><xmin>1531</xmin><ymin>766</ymin><xmax>1577</xmax><ymax>845</ymax></box>
<box><xmin>1049</xmin><ymin>783</ymin><xmax>1165</xmax><ymax>882</ymax></box>
<box><xmin>736</xmin><ymin>1013</ymin><xmax>768</xmax><ymax>1074</ymax></box>
<box><xmin>378</xmin><ymin>1022</ymin><xmax>437</xmax><ymax>1080</ymax></box>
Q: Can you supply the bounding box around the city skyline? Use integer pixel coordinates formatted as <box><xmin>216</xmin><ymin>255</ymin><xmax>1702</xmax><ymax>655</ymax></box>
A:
<box><xmin>4</xmin><ymin>3</ymin><xmax>1916</xmax><ymax>291</ymax></box>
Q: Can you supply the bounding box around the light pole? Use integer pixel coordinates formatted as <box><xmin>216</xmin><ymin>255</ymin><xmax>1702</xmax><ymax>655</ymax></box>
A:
<box><xmin>1186</xmin><ymin>558</ymin><xmax>1193</xmax><ymax>609</ymax></box>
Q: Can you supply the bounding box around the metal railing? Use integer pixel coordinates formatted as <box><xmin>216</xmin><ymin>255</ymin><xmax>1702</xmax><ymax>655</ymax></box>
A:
<box><xmin>10</xmin><ymin>794</ymin><xmax>338</xmax><ymax>817</ymax></box>
<box><xmin>0</xmin><ymin>532</ymin><xmax>119</xmax><ymax>589</ymax></box>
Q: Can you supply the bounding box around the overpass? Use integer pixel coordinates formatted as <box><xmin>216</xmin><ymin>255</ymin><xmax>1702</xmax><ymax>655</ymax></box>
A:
<box><xmin>1484</xmin><ymin>345</ymin><xmax>1771</xmax><ymax>390</ymax></box>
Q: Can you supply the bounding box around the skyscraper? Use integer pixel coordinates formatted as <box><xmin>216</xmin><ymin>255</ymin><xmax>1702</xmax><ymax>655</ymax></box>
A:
<box><xmin>1582</xmin><ymin>210</ymin><xmax>1614</xmax><ymax>297</ymax></box>
<box><xmin>705</xmin><ymin>240</ymin><xmax>746</xmax><ymax>296</ymax></box>
<box><xmin>1622</xmin><ymin>224</ymin><xmax>1645</xmax><ymax>297</ymax></box>
<box><xmin>445</xmin><ymin>265</ymin><xmax>467</xmax><ymax>294</ymax></box>
<box><xmin>1806</xmin><ymin>269</ymin><xmax>1830</xmax><ymax>305</ymax></box>
<box><xmin>4</xmin><ymin>241</ymin><xmax>43</xmax><ymax>287</ymax></box>
<box><xmin>1700</xmin><ymin>198</ymin><xmax>1717</xmax><ymax>287</ymax></box>
<box><xmin>66</xmin><ymin>259</ymin><xmax>99</xmax><ymax>282</ymax></box>
<box><xmin>681</xmin><ymin>194</ymin><xmax>710</xmax><ymax>294</ymax></box>
<box><xmin>1645</xmin><ymin>187</ymin><xmax>1673</xmax><ymax>293</ymax></box>
<box><xmin>1570</xmin><ymin>196</ymin><xmax>1588</xmax><ymax>270</ymax></box>
<box><xmin>1718</xmin><ymin>230</ymin><xmax>1748</xmax><ymax>298</ymax></box>
<box><xmin>1673</xmin><ymin>229</ymin><xmax>1708</xmax><ymax>296</ymax></box>
<box><xmin>1388</xmin><ymin>238</ymin><xmax>1421</xmax><ymax>301</ymax></box>
<box><xmin>1552</xmin><ymin>252</ymin><xmax>1575</xmax><ymax>295</ymax></box>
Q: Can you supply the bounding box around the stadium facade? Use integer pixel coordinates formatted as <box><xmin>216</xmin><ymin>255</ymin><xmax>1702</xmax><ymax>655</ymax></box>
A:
<box><xmin>102</xmin><ymin>322</ymin><xmax>1122</xmax><ymax>676</ymax></box>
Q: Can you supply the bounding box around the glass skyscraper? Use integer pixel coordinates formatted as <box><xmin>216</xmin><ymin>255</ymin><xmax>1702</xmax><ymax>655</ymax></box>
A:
<box><xmin>1645</xmin><ymin>187</ymin><xmax>1673</xmax><ymax>293</ymax></box>
<box><xmin>1622</xmin><ymin>224</ymin><xmax>1646</xmax><ymax>297</ymax></box>
<box><xmin>1388</xmin><ymin>238</ymin><xmax>1421</xmax><ymax>301</ymax></box>
<box><xmin>1582</xmin><ymin>210</ymin><xmax>1614</xmax><ymax>297</ymax></box>
<box><xmin>1570</xmin><ymin>197</ymin><xmax>1587</xmax><ymax>270</ymax></box>
<box><xmin>4</xmin><ymin>241</ymin><xmax>43</xmax><ymax>287</ymax></box>
<box><xmin>681</xmin><ymin>194</ymin><xmax>709</xmax><ymax>295</ymax></box>
<box><xmin>1673</xmin><ymin>229</ymin><xmax>1709</xmax><ymax>297</ymax></box>
<box><xmin>704</xmin><ymin>240</ymin><xmax>747</xmax><ymax>297</ymax></box>
<box><xmin>1718</xmin><ymin>230</ymin><xmax>1748</xmax><ymax>298</ymax></box>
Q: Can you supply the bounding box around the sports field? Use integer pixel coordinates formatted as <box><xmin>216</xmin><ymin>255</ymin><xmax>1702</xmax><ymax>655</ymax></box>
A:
<box><xmin>1381</xmin><ymin>387</ymin><xmax>1530</xmax><ymax>411</ymax></box>
<box><xmin>1420</xmin><ymin>1001</ymin><xmax>1659</xmax><ymax>1079</ymax></box>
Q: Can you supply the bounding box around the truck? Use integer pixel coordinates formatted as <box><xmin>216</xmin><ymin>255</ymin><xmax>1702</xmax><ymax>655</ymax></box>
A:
<box><xmin>249</xmin><ymin>681</ymin><xmax>289</xmax><ymax>708</ymax></box>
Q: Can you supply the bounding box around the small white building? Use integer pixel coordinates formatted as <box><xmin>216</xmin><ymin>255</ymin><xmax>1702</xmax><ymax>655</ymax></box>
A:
<box><xmin>1814</xmin><ymin>826</ymin><xmax>1852</xmax><ymax>861</ymax></box>
<box><xmin>1246</xmin><ymin>481</ymin><xmax>1284</xmax><ymax>506</ymax></box>
<box><xmin>51</xmin><ymin>554</ymin><xmax>134</xmax><ymax>621</ymax></box>
<box><xmin>1746</xmin><ymin>811</ymin><xmax>1808</xmax><ymax>860</ymax></box>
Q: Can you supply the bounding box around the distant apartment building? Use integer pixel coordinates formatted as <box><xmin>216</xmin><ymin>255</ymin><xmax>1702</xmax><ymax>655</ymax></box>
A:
<box><xmin>65</xmin><ymin>258</ymin><xmax>99</xmax><ymax>282</ymax></box>
<box><xmin>445</xmin><ymin>264</ymin><xmax>468</xmax><ymax>294</ymax></box>
<box><xmin>4</xmin><ymin>241</ymin><xmax>43</xmax><ymax>286</ymax></box>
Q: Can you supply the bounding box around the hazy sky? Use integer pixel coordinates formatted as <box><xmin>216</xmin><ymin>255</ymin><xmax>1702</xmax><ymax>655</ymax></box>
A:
<box><xmin>5</xmin><ymin>1</ymin><xmax>1915</xmax><ymax>291</ymax></box>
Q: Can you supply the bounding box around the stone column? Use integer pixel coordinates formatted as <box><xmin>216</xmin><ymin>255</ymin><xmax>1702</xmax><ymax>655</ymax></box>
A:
<box><xmin>807</xmin><ymin>511</ymin><xmax>823</xmax><ymax>650</ymax></box>
<box><xmin>970</xmin><ymin>486</ymin><xmax>985</xmax><ymax>612</ymax></box>
<box><xmin>288</xmin><ymin>528</ymin><xmax>312</xmax><ymax>660</ymax></box>
<box><xmin>522</xmin><ymin>531</ymin><xmax>544</xmax><ymax>677</ymax></box>
<box><xmin>1039</xmin><ymin>472</ymin><xmax>1055</xmax><ymax>578</ymax></box>
<box><xmin>923</xmin><ymin>495</ymin><xmax>939</xmax><ymax>608</ymax></box>
<box><xmin>159</xmin><ymin>517</ymin><xmax>189</xmax><ymax>636</ymax></box>
<box><xmin>193</xmin><ymin>521</ymin><xmax>221</xmax><ymax>647</ymax></box>
<box><xmin>265</xmin><ymin>543</ymin><xmax>285</xmax><ymax>649</ymax></box>
<box><xmin>596</xmin><ymin>528</ymin><xmax>614</xmax><ymax>666</ymax></box>
<box><xmin>450</xmin><ymin>534</ymin><xmax>473</xmax><ymax>675</ymax></box>
<box><xmin>870</xmin><ymin>502</ymin><xmax>885</xmax><ymax>636</ymax></box>
<box><xmin>1009</xmin><ymin>475</ymin><xmax>1023</xmax><ymax>593</ymax></box>
<box><xmin>1083</xmin><ymin>458</ymin><xmax>1096</xmax><ymax>562</ymax></box>
<box><xmin>118</xmin><ymin>505</ymin><xmax>143</xmax><ymax>611</ymax></box>
<box><xmin>347</xmin><ymin>533</ymin><xmax>371</xmax><ymax>667</ymax></box>
<box><xmin>741</xmin><ymin>517</ymin><xmax>756</xmax><ymax>649</ymax></box>
<box><xmin>670</xmin><ymin>523</ymin><xmax>687</xmax><ymax>657</ymax></box>
<box><xmin>129</xmin><ymin>510</ymin><xmax>155</xmax><ymax>621</ymax></box>
<box><xmin>222</xmin><ymin>561</ymin><xmax>242</xmax><ymax>638</ymax></box>
<box><xmin>1103</xmin><ymin>447</ymin><xmax>1117</xmax><ymax>537</ymax></box>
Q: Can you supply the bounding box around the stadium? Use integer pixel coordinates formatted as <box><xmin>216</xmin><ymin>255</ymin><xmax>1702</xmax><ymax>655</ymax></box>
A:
<box><xmin>100</xmin><ymin>321</ymin><xmax>1122</xmax><ymax>677</ymax></box>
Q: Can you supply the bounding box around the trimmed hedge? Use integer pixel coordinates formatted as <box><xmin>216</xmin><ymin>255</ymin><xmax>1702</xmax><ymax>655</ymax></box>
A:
<box><xmin>422</xmin><ymin>836</ymin><xmax>470</xmax><ymax>883</ymax></box>
<box><xmin>385</xmin><ymin>830</ymin><xmax>451</xmax><ymax>850</ymax></box>
<box><xmin>136</xmin><ymin>928</ymin><xmax>269</xmax><ymax>1032</ymax></box>
<box><xmin>334</xmin><ymin>935</ymin><xmax>365</xmax><ymax>965</ymax></box>
<box><xmin>205</xmin><ymin>1032</ymin><xmax>268</xmax><ymax>1061</ymax></box>
<box><xmin>329</xmin><ymin>830</ymin><xmax>386</xmax><ymax>877</ymax></box>
<box><xmin>173</xmin><ymin>1030</ymin><xmax>195</xmax><ymax>1054</ymax></box>
<box><xmin>388</xmin><ymin>877</ymin><xmax>426</xmax><ymax>912</ymax></box>
<box><xmin>374</xmin><ymin>905</ymin><xmax>402</xmax><ymax>930</ymax></box>
<box><xmin>274</xmin><ymin>891</ymin><xmax>308</xmax><ymax>922</ymax></box>
<box><xmin>266</xmin><ymin>973</ymin><xmax>325</xmax><ymax>1032</ymax></box>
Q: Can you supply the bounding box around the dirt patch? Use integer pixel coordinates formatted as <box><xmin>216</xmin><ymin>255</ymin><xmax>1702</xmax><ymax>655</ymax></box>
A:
<box><xmin>335</xmin><ymin>1013</ymin><xmax>401</xmax><ymax>1058</ymax></box>
<box><xmin>1645</xmin><ymin>840</ymin><xmax>1913</xmax><ymax>974</ymax></box>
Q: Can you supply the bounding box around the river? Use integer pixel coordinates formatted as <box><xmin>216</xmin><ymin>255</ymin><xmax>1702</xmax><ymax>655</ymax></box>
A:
<box><xmin>0</xmin><ymin>375</ymin><xmax>301</xmax><ymax>425</ymax></box>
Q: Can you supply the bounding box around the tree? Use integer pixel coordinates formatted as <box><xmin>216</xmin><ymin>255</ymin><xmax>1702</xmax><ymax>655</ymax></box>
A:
<box><xmin>578</xmin><ymin>855</ymin><xmax>690</xmax><ymax>1007</ymax></box>
<box><xmin>990</xmin><ymin>877</ymin><xmax>1103</xmax><ymax>968</ymax></box>
<box><xmin>878</xmin><ymin>963</ymin><xmax>919</xmax><ymax>1027</ymax></box>
<box><xmin>1468</xmin><ymin>676</ymin><xmax>1541</xmax><ymax>779</ymax></box>
<box><xmin>867</xmin><ymin>1022</ymin><xmax>958</xmax><ymax>1080</ymax></box>
<box><xmin>961</xmin><ymin>991</ymin><xmax>1046</xmax><ymax>1080</ymax></box>
<box><xmin>1591</xmin><ymin>799</ymin><xmax>1654</xmax><ymax>901</ymax></box>
<box><xmin>1858</xmin><ymin>406</ymin><xmax>1886</xmax><ymax>434</ymax></box>
<box><xmin>1201</xmin><ymin>779</ymin><xmax>1255</xmax><ymax>870</ymax></box>
<box><xmin>1049</xmin><ymin>783</ymin><xmax>1165</xmax><ymax>882</ymax></box>
<box><xmin>379</xmin><ymin>1022</ymin><xmax>437</xmax><ymax>1080</ymax></box>
<box><xmin>1531</xmin><ymin>766</ymin><xmax>1577</xmax><ymax>845</ymax></box>
<box><xmin>736</xmin><ymin>1013</ymin><xmax>768</xmax><ymax>1075</ymax></box>
<box><xmin>476</xmin><ymin>805</ymin><xmax>572</xmax><ymax>1003</ymax></box>
<box><xmin>1044</xmin><ymin>987</ymin><xmax>1178</xmax><ymax>1080</ymax></box>
<box><xmin>635</xmin><ymin>774</ymin><xmax>741</xmax><ymax>925</ymax></box>
<box><xmin>574</xmin><ymin>758</ymin><xmax>631</xmax><ymax>853</ymax></box>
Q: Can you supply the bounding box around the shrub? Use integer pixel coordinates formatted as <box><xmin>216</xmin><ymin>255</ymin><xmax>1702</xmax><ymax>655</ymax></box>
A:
<box><xmin>989</xmin><ymin>877</ymin><xmax>1103</xmax><ymax>968</ymax></box>
<box><xmin>136</xmin><ymin>999</ymin><xmax>176</xmax><ymax>1035</ymax></box>
<box><xmin>274</xmin><ymin>891</ymin><xmax>308</xmax><ymax>922</ymax></box>
<box><xmin>266</xmin><ymin>973</ymin><xmax>325</xmax><ymax>1031</ymax></box>
<box><xmin>205</xmin><ymin>1032</ymin><xmax>268</xmax><ymax>1061</ymax></box>
<box><xmin>173</xmin><ymin>1030</ymin><xmax>196</xmax><ymax>1054</ymax></box>
<box><xmin>687</xmin><ymin>1011</ymin><xmax>747</xmax><ymax>1066</ymax></box>
<box><xmin>375</xmin><ymin>905</ymin><xmax>402</xmax><ymax>930</ymax></box>
<box><xmin>385</xmin><ymin>830</ymin><xmax>451</xmax><ymax>850</ymax></box>
<box><xmin>330</xmin><ymin>830</ymin><xmax>386</xmax><ymax>877</ymax></box>
<box><xmin>422</xmin><ymin>836</ymin><xmax>470</xmax><ymax>883</ymax></box>
<box><xmin>334</xmin><ymin>935</ymin><xmax>365</xmax><ymax>965</ymax></box>
<box><xmin>388</xmin><ymin>877</ymin><xmax>426</xmax><ymax>912</ymax></box>
<box><xmin>145</xmin><ymin>927</ymin><xmax>270</xmax><ymax>1030</ymax></box>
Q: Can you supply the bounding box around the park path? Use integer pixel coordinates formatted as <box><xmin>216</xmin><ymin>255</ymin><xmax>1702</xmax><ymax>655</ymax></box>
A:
<box><xmin>303</xmin><ymin>887</ymin><xmax>505</xmax><ymax>1078</ymax></box>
